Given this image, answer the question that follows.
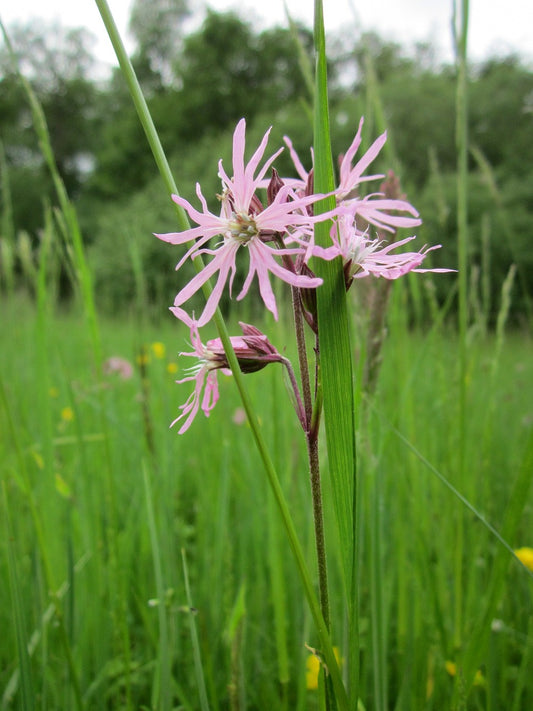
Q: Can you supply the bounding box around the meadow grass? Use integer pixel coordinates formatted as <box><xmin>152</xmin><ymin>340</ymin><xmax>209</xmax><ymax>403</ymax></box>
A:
<box><xmin>1</xmin><ymin>288</ymin><xmax>532</xmax><ymax>710</ymax></box>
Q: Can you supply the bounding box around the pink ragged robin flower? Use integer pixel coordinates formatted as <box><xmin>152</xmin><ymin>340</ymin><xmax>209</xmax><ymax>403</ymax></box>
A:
<box><xmin>156</xmin><ymin>119</ymin><xmax>331</xmax><ymax>327</ymax></box>
<box><xmin>172</xmin><ymin>322</ymin><xmax>284</xmax><ymax>434</ymax></box>
<box><xmin>283</xmin><ymin>117</ymin><xmax>421</xmax><ymax>234</ymax></box>
<box><xmin>313</xmin><ymin>208</ymin><xmax>454</xmax><ymax>288</ymax></box>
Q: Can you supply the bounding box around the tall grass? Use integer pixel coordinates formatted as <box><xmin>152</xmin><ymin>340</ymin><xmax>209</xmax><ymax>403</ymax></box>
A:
<box><xmin>2</xmin><ymin>288</ymin><xmax>531</xmax><ymax>709</ymax></box>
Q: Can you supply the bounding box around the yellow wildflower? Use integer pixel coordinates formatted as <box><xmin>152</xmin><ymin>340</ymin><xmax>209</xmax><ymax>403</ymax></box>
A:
<box><xmin>61</xmin><ymin>406</ymin><xmax>74</xmax><ymax>422</ymax></box>
<box><xmin>445</xmin><ymin>660</ymin><xmax>457</xmax><ymax>676</ymax></box>
<box><xmin>445</xmin><ymin>660</ymin><xmax>484</xmax><ymax>686</ymax></box>
<box><xmin>306</xmin><ymin>646</ymin><xmax>341</xmax><ymax>690</ymax></box>
<box><xmin>166</xmin><ymin>362</ymin><xmax>178</xmax><ymax>374</ymax></box>
<box><xmin>514</xmin><ymin>547</ymin><xmax>533</xmax><ymax>572</ymax></box>
<box><xmin>151</xmin><ymin>342</ymin><xmax>166</xmax><ymax>359</ymax></box>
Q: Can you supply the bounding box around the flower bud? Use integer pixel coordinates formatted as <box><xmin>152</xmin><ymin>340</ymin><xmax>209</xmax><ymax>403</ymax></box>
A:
<box><xmin>266</xmin><ymin>167</ymin><xmax>285</xmax><ymax>206</ymax></box>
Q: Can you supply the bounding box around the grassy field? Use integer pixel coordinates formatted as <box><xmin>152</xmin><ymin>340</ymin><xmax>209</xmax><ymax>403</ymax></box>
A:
<box><xmin>2</xmin><ymin>289</ymin><xmax>532</xmax><ymax>710</ymax></box>
<box><xmin>1</xmin><ymin>3</ymin><xmax>532</xmax><ymax>707</ymax></box>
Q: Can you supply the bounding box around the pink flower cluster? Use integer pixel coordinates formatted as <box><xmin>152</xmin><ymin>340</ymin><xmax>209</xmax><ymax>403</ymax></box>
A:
<box><xmin>156</xmin><ymin>117</ymin><xmax>453</xmax><ymax>432</ymax></box>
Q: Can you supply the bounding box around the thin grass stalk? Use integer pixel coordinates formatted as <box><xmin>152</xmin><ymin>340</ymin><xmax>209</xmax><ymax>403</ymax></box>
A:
<box><xmin>361</xmin><ymin>50</ymin><xmax>397</xmax><ymax>167</ymax></box>
<box><xmin>511</xmin><ymin>615</ymin><xmax>533</xmax><ymax>711</ymax></box>
<box><xmin>284</xmin><ymin>3</ymin><xmax>314</xmax><ymax>100</ymax></box>
<box><xmin>181</xmin><ymin>549</ymin><xmax>210</xmax><ymax>711</ymax></box>
<box><xmin>267</xmin><ymin>492</ymin><xmax>290</xmax><ymax>698</ymax></box>
<box><xmin>3</xmin><ymin>482</ymin><xmax>35</xmax><ymax>711</ymax></box>
<box><xmin>267</xmin><ymin>373</ymin><xmax>290</xmax><ymax>697</ymax></box>
<box><xmin>312</xmin><ymin>0</ymin><xmax>358</xmax><ymax>703</ymax></box>
<box><xmin>453</xmin><ymin>0</ymin><xmax>469</xmax><ymax>653</ymax></box>
<box><xmin>35</xmin><ymin>207</ymin><xmax>55</xmax><ymax>476</ymax></box>
<box><xmin>94</xmin><ymin>3</ymin><xmax>349</xmax><ymax>706</ymax></box>
<box><xmin>470</xmin><ymin>144</ymin><xmax>532</xmax><ymax>322</ymax></box>
<box><xmin>224</xmin><ymin>584</ymin><xmax>247</xmax><ymax>711</ymax></box>
<box><xmin>143</xmin><ymin>464</ymin><xmax>172</xmax><ymax>711</ymax></box>
<box><xmin>369</xmin><ymin>467</ymin><xmax>388</xmax><ymax>711</ymax></box>
<box><xmin>0</xmin><ymin>141</ymin><xmax>16</xmax><ymax>295</ymax></box>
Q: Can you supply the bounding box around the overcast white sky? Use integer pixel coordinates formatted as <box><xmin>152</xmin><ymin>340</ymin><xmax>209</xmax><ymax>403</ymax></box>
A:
<box><xmin>1</xmin><ymin>0</ymin><xmax>532</xmax><ymax>73</ymax></box>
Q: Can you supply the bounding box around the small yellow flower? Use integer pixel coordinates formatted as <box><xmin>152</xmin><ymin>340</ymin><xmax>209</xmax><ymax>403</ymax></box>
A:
<box><xmin>305</xmin><ymin>646</ymin><xmax>341</xmax><ymax>690</ymax></box>
<box><xmin>61</xmin><ymin>406</ymin><xmax>74</xmax><ymax>423</ymax></box>
<box><xmin>166</xmin><ymin>362</ymin><xmax>178</xmax><ymax>374</ymax></box>
<box><xmin>151</xmin><ymin>341</ymin><xmax>166</xmax><ymax>359</ymax></box>
<box><xmin>514</xmin><ymin>547</ymin><xmax>533</xmax><ymax>572</ymax></box>
<box><xmin>445</xmin><ymin>660</ymin><xmax>484</xmax><ymax>686</ymax></box>
<box><xmin>445</xmin><ymin>661</ymin><xmax>457</xmax><ymax>677</ymax></box>
<box><xmin>48</xmin><ymin>386</ymin><xmax>59</xmax><ymax>398</ymax></box>
<box><xmin>473</xmin><ymin>669</ymin><xmax>485</xmax><ymax>686</ymax></box>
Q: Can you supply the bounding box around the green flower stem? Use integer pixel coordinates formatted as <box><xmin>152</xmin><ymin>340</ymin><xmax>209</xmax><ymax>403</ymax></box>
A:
<box><xmin>95</xmin><ymin>1</ymin><xmax>348</xmax><ymax>706</ymax></box>
<box><xmin>313</xmin><ymin>0</ymin><xmax>359</xmax><ymax>702</ymax></box>
<box><xmin>291</xmin><ymin>285</ymin><xmax>313</xmax><ymax>429</ymax></box>
<box><xmin>307</xmin><ymin>427</ymin><xmax>330</xmax><ymax>631</ymax></box>
<box><xmin>454</xmin><ymin>0</ymin><xmax>470</xmax><ymax>652</ymax></box>
<box><xmin>290</xmin><ymin>286</ymin><xmax>330</xmax><ymax>635</ymax></box>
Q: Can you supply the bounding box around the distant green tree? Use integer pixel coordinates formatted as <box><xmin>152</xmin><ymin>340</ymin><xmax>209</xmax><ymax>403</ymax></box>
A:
<box><xmin>128</xmin><ymin>0</ymin><xmax>190</xmax><ymax>90</ymax></box>
<box><xmin>0</xmin><ymin>21</ymin><xmax>99</xmax><ymax>232</ymax></box>
<box><xmin>172</xmin><ymin>10</ymin><xmax>313</xmax><ymax>140</ymax></box>
<box><xmin>469</xmin><ymin>56</ymin><xmax>533</xmax><ymax>178</ymax></box>
<box><xmin>86</xmin><ymin>10</ymin><xmax>313</xmax><ymax>202</ymax></box>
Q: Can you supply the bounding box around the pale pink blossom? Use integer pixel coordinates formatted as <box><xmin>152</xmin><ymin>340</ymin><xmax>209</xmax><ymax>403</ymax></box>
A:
<box><xmin>103</xmin><ymin>356</ymin><xmax>134</xmax><ymax>380</ymax></box>
<box><xmin>337</xmin><ymin>117</ymin><xmax>388</xmax><ymax>200</ymax></box>
<box><xmin>173</xmin><ymin>322</ymin><xmax>284</xmax><ymax>433</ymax></box>
<box><xmin>156</xmin><ymin>119</ymin><xmax>328</xmax><ymax>327</ymax></box>
<box><xmin>313</xmin><ymin>210</ymin><xmax>454</xmax><ymax>286</ymax></box>
<box><xmin>281</xmin><ymin>135</ymin><xmax>312</xmax><ymax>195</ymax></box>
<box><xmin>283</xmin><ymin>117</ymin><xmax>421</xmax><ymax>234</ymax></box>
<box><xmin>172</xmin><ymin>327</ymin><xmax>222</xmax><ymax>434</ymax></box>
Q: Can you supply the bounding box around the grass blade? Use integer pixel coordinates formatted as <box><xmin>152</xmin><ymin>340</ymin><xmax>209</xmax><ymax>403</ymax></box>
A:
<box><xmin>312</xmin><ymin>0</ymin><xmax>358</xmax><ymax>702</ymax></box>
<box><xmin>143</xmin><ymin>463</ymin><xmax>172</xmax><ymax>711</ymax></box>
<box><xmin>181</xmin><ymin>549</ymin><xmax>210</xmax><ymax>711</ymax></box>
<box><xmin>3</xmin><ymin>482</ymin><xmax>35</xmax><ymax>711</ymax></box>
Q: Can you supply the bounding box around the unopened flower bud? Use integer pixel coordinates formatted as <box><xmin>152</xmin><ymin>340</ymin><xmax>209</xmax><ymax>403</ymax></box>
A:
<box><xmin>267</xmin><ymin>168</ymin><xmax>285</xmax><ymax>206</ymax></box>
<box><xmin>379</xmin><ymin>170</ymin><xmax>406</xmax><ymax>201</ymax></box>
<box><xmin>206</xmin><ymin>323</ymin><xmax>284</xmax><ymax>374</ymax></box>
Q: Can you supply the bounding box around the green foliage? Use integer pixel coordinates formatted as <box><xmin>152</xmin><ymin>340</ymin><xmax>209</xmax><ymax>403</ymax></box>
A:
<box><xmin>1</xmin><ymin>294</ymin><xmax>532</xmax><ymax>710</ymax></box>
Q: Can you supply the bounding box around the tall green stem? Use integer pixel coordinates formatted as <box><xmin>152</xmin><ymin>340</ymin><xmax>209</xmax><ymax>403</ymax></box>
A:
<box><xmin>454</xmin><ymin>0</ymin><xmax>469</xmax><ymax>652</ymax></box>
<box><xmin>313</xmin><ymin>0</ymin><xmax>359</xmax><ymax>703</ymax></box>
